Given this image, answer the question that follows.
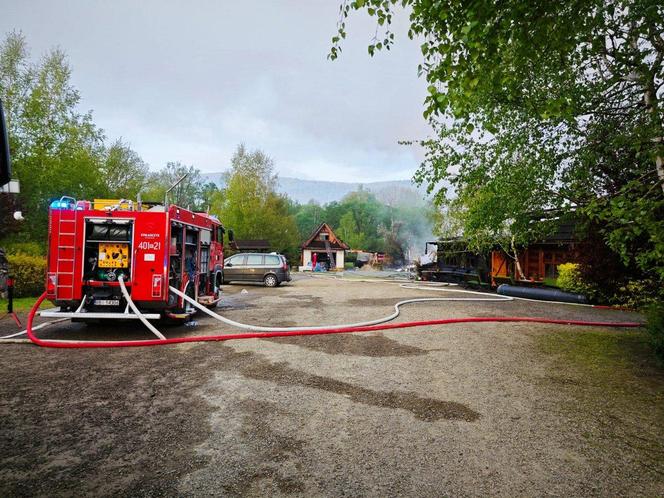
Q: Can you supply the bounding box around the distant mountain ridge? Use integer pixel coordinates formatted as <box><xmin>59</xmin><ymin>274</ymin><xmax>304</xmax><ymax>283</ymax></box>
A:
<box><xmin>200</xmin><ymin>172</ymin><xmax>427</xmax><ymax>204</ymax></box>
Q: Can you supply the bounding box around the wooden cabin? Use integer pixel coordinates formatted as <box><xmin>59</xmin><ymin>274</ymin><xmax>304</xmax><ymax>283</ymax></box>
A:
<box><xmin>491</xmin><ymin>220</ymin><xmax>577</xmax><ymax>286</ymax></box>
<box><xmin>301</xmin><ymin>223</ymin><xmax>349</xmax><ymax>271</ymax></box>
<box><xmin>419</xmin><ymin>219</ymin><xmax>579</xmax><ymax>287</ymax></box>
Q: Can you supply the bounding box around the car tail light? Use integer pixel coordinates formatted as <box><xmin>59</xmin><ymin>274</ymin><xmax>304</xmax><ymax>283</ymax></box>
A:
<box><xmin>46</xmin><ymin>273</ymin><xmax>57</xmax><ymax>297</ymax></box>
<box><xmin>152</xmin><ymin>274</ymin><xmax>163</xmax><ymax>297</ymax></box>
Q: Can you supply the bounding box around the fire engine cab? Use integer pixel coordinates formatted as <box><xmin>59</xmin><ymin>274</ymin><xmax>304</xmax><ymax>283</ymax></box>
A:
<box><xmin>41</xmin><ymin>197</ymin><xmax>227</xmax><ymax>321</ymax></box>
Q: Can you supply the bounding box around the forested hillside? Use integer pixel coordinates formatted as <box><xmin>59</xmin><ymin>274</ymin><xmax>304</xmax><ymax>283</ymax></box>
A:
<box><xmin>201</xmin><ymin>173</ymin><xmax>428</xmax><ymax>205</ymax></box>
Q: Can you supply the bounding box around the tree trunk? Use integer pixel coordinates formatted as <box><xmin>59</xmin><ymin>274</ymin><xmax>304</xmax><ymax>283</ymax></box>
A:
<box><xmin>643</xmin><ymin>71</ymin><xmax>664</xmax><ymax>194</ymax></box>
<box><xmin>655</xmin><ymin>153</ymin><xmax>664</xmax><ymax>195</ymax></box>
<box><xmin>511</xmin><ymin>235</ymin><xmax>526</xmax><ymax>281</ymax></box>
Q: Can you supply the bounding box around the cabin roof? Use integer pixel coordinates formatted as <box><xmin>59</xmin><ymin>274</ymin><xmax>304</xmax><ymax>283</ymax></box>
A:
<box><xmin>301</xmin><ymin>222</ymin><xmax>349</xmax><ymax>250</ymax></box>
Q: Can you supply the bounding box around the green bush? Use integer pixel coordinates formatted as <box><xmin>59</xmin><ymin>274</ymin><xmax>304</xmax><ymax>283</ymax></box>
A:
<box><xmin>7</xmin><ymin>254</ymin><xmax>46</xmax><ymax>297</ymax></box>
<box><xmin>646</xmin><ymin>302</ymin><xmax>664</xmax><ymax>363</ymax></box>
<box><xmin>557</xmin><ymin>263</ymin><xmax>595</xmax><ymax>298</ymax></box>
<box><xmin>609</xmin><ymin>279</ymin><xmax>661</xmax><ymax>309</ymax></box>
<box><xmin>344</xmin><ymin>262</ymin><xmax>354</xmax><ymax>269</ymax></box>
<box><xmin>0</xmin><ymin>240</ymin><xmax>45</xmax><ymax>257</ymax></box>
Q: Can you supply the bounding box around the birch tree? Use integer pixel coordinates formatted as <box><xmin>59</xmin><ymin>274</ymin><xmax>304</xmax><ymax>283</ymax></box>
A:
<box><xmin>331</xmin><ymin>0</ymin><xmax>664</xmax><ymax>288</ymax></box>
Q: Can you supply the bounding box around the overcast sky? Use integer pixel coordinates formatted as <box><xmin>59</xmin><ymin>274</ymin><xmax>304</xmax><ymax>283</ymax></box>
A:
<box><xmin>2</xmin><ymin>0</ymin><xmax>432</xmax><ymax>183</ymax></box>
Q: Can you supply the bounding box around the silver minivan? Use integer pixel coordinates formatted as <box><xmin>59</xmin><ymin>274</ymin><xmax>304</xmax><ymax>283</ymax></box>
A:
<box><xmin>223</xmin><ymin>253</ymin><xmax>291</xmax><ymax>287</ymax></box>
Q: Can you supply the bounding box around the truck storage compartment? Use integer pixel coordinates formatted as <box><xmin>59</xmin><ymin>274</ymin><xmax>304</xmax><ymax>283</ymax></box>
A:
<box><xmin>83</xmin><ymin>219</ymin><xmax>133</xmax><ymax>282</ymax></box>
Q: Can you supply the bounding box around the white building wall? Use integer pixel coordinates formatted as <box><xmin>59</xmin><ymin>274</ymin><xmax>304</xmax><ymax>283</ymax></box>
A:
<box><xmin>335</xmin><ymin>250</ymin><xmax>345</xmax><ymax>269</ymax></box>
<box><xmin>302</xmin><ymin>249</ymin><xmax>312</xmax><ymax>266</ymax></box>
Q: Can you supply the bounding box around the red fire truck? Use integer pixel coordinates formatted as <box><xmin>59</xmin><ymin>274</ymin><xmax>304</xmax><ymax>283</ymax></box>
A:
<box><xmin>41</xmin><ymin>197</ymin><xmax>227</xmax><ymax>322</ymax></box>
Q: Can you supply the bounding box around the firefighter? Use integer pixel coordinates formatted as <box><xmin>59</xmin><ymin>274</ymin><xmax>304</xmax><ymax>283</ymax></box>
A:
<box><xmin>185</xmin><ymin>247</ymin><xmax>197</xmax><ymax>282</ymax></box>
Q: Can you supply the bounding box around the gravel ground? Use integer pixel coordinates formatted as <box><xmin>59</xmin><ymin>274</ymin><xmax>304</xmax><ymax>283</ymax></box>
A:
<box><xmin>1</xmin><ymin>275</ymin><xmax>663</xmax><ymax>496</ymax></box>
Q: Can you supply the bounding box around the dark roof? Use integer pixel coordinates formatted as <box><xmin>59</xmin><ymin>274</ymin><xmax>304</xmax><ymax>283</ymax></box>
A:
<box><xmin>541</xmin><ymin>220</ymin><xmax>577</xmax><ymax>243</ymax></box>
<box><xmin>232</xmin><ymin>239</ymin><xmax>270</xmax><ymax>250</ymax></box>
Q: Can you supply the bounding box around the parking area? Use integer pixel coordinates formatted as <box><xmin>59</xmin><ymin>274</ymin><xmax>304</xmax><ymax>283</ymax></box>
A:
<box><xmin>1</xmin><ymin>275</ymin><xmax>663</xmax><ymax>496</ymax></box>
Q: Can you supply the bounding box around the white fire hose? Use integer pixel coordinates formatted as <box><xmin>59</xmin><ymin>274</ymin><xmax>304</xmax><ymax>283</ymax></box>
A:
<box><xmin>168</xmin><ymin>283</ymin><xmax>512</xmax><ymax>332</ymax></box>
<box><xmin>1</xmin><ymin>276</ymin><xmax>630</xmax><ymax>345</ymax></box>
<box><xmin>1</xmin><ymin>280</ymin><xmax>512</xmax><ymax>341</ymax></box>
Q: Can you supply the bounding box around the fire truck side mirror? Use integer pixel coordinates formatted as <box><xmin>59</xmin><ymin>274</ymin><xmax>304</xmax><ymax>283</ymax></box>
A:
<box><xmin>228</xmin><ymin>229</ymin><xmax>235</xmax><ymax>243</ymax></box>
<box><xmin>0</xmin><ymin>98</ymin><xmax>11</xmax><ymax>187</ymax></box>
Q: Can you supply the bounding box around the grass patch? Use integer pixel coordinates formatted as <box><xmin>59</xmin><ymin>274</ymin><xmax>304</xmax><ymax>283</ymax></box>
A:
<box><xmin>537</xmin><ymin>329</ymin><xmax>664</xmax><ymax>472</ymax></box>
<box><xmin>0</xmin><ymin>296</ymin><xmax>54</xmax><ymax>312</ymax></box>
<box><xmin>539</xmin><ymin>330</ymin><xmax>650</xmax><ymax>369</ymax></box>
<box><xmin>537</xmin><ymin>329</ymin><xmax>664</xmax><ymax>389</ymax></box>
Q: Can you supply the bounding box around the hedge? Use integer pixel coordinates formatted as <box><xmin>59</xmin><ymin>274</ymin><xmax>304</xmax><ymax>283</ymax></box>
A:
<box><xmin>557</xmin><ymin>263</ymin><xmax>595</xmax><ymax>299</ymax></box>
<box><xmin>7</xmin><ymin>253</ymin><xmax>46</xmax><ymax>297</ymax></box>
<box><xmin>0</xmin><ymin>239</ymin><xmax>45</xmax><ymax>257</ymax></box>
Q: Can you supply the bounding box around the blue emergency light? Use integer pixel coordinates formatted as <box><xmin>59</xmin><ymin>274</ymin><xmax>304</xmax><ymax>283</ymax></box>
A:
<box><xmin>49</xmin><ymin>199</ymin><xmax>74</xmax><ymax>210</ymax></box>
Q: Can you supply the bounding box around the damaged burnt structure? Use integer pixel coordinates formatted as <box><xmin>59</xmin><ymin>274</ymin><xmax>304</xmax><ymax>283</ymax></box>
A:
<box><xmin>419</xmin><ymin>219</ymin><xmax>579</xmax><ymax>287</ymax></box>
<box><xmin>419</xmin><ymin>238</ymin><xmax>491</xmax><ymax>285</ymax></box>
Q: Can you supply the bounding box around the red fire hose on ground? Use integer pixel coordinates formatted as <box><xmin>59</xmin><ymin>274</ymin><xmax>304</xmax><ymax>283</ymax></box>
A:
<box><xmin>22</xmin><ymin>292</ymin><xmax>642</xmax><ymax>349</ymax></box>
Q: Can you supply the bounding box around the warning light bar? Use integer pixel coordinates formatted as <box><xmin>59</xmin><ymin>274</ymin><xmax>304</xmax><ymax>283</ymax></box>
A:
<box><xmin>49</xmin><ymin>199</ymin><xmax>74</xmax><ymax>210</ymax></box>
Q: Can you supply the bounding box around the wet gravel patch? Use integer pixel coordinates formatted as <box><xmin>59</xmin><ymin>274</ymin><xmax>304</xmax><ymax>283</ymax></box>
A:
<box><xmin>265</xmin><ymin>333</ymin><xmax>431</xmax><ymax>357</ymax></box>
<box><xmin>236</xmin><ymin>349</ymin><xmax>480</xmax><ymax>422</ymax></box>
<box><xmin>0</xmin><ymin>345</ymin><xmax>217</xmax><ymax>496</ymax></box>
<box><xmin>345</xmin><ymin>297</ymin><xmax>418</xmax><ymax>307</ymax></box>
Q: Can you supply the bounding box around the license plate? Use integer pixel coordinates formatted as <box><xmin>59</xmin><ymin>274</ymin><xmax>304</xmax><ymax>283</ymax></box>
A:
<box><xmin>95</xmin><ymin>299</ymin><xmax>120</xmax><ymax>306</ymax></box>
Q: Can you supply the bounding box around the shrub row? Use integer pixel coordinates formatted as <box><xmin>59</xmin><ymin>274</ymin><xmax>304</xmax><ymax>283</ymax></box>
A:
<box><xmin>557</xmin><ymin>263</ymin><xmax>660</xmax><ymax>308</ymax></box>
<box><xmin>7</xmin><ymin>253</ymin><xmax>46</xmax><ymax>297</ymax></box>
<box><xmin>0</xmin><ymin>239</ymin><xmax>46</xmax><ymax>257</ymax></box>
<box><xmin>557</xmin><ymin>262</ymin><xmax>664</xmax><ymax>363</ymax></box>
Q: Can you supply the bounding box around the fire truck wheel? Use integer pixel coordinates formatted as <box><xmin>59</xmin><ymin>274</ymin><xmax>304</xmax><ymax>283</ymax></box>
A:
<box><xmin>263</xmin><ymin>274</ymin><xmax>278</xmax><ymax>287</ymax></box>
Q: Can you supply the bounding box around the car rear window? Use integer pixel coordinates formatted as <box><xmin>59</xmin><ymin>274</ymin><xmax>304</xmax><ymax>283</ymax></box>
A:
<box><xmin>265</xmin><ymin>255</ymin><xmax>280</xmax><ymax>266</ymax></box>
<box><xmin>246</xmin><ymin>254</ymin><xmax>263</xmax><ymax>265</ymax></box>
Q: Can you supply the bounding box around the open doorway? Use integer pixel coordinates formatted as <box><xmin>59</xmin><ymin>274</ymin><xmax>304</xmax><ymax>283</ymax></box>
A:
<box><xmin>313</xmin><ymin>251</ymin><xmax>331</xmax><ymax>270</ymax></box>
